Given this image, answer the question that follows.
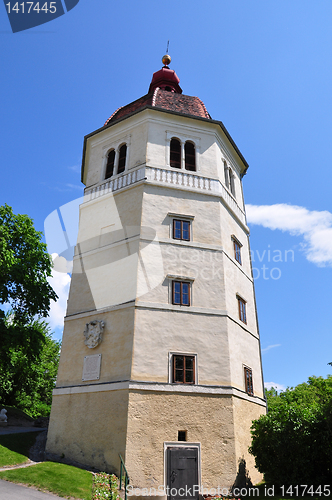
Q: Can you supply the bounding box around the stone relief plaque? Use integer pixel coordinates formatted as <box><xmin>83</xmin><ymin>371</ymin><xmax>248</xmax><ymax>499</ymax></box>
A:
<box><xmin>83</xmin><ymin>320</ymin><xmax>105</xmax><ymax>349</ymax></box>
<box><xmin>82</xmin><ymin>353</ymin><xmax>101</xmax><ymax>381</ymax></box>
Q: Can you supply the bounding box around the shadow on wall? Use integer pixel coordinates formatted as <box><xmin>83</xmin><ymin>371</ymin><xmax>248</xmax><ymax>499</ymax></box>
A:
<box><xmin>231</xmin><ymin>458</ymin><xmax>253</xmax><ymax>490</ymax></box>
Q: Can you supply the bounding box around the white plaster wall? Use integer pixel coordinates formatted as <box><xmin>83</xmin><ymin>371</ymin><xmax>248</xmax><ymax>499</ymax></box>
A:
<box><xmin>84</xmin><ymin>115</ymin><xmax>149</xmax><ymax>188</ymax></box>
<box><xmin>141</xmin><ymin>186</ymin><xmax>222</xmax><ymax>245</ymax></box>
<box><xmin>131</xmin><ymin>309</ymin><xmax>231</xmax><ymax>386</ymax></box>
<box><xmin>219</xmin><ymin>201</ymin><xmax>251</xmax><ymax>276</ymax></box>
<box><xmin>146</xmin><ymin>114</ymin><xmax>221</xmax><ymax>180</ymax></box>
<box><xmin>223</xmin><ymin>255</ymin><xmax>257</xmax><ymax>334</ymax></box>
<box><xmin>228</xmin><ymin>318</ymin><xmax>264</xmax><ymax>399</ymax></box>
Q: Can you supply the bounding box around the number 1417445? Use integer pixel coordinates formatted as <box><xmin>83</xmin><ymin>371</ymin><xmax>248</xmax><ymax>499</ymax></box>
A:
<box><xmin>280</xmin><ymin>485</ymin><xmax>331</xmax><ymax>497</ymax></box>
<box><xmin>5</xmin><ymin>2</ymin><xmax>57</xmax><ymax>14</ymax></box>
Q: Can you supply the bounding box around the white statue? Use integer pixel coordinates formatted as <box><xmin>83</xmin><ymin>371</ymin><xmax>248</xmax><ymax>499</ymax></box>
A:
<box><xmin>0</xmin><ymin>409</ymin><xmax>7</xmax><ymax>422</ymax></box>
<box><xmin>83</xmin><ymin>320</ymin><xmax>105</xmax><ymax>348</ymax></box>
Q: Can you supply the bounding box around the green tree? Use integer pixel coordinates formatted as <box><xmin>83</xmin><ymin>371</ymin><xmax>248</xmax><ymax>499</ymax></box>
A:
<box><xmin>0</xmin><ymin>204</ymin><xmax>57</xmax><ymax>368</ymax></box>
<box><xmin>0</xmin><ymin>316</ymin><xmax>60</xmax><ymax>417</ymax></box>
<box><xmin>0</xmin><ymin>204</ymin><xmax>59</xmax><ymax>414</ymax></box>
<box><xmin>249</xmin><ymin>376</ymin><xmax>332</xmax><ymax>487</ymax></box>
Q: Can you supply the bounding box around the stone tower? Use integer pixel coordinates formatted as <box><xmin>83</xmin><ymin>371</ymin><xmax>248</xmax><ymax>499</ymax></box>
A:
<box><xmin>46</xmin><ymin>56</ymin><xmax>266</xmax><ymax>493</ymax></box>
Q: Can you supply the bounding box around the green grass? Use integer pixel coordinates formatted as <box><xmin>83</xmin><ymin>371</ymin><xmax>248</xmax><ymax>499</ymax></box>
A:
<box><xmin>0</xmin><ymin>461</ymin><xmax>93</xmax><ymax>500</ymax></box>
<box><xmin>0</xmin><ymin>431</ymin><xmax>41</xmax><ymax>467</ymax></box>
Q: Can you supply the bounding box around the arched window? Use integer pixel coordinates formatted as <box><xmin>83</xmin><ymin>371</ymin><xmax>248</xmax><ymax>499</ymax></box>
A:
<box><xmin>170</xmin><ymin>138</ymin><xmax>181</xmax><ymax>169</ymax></box>
<box><xmin>229</xmin><ymin>170</ymin><xmax>236</xmax><ymax>197</ymax></box>
<box><xmin>105</xmin><ymin>149</ymin><xmax>115</xmax><ymax>179</ymax></box>
<box><xmin>224</xmin><ymin>160</ymin><xmax>236</xmax><ymax>197</ymax></box>
<box><xmin>224</xmin><ymin>161</ymin><xmax>230</xmax><ymax>189</ymax></box>
<box><xmin>117</xmin><ymin>144</ymin><xmax>127</xmax><ymax>174</ymax></box>
<box><xmin>185</xmin><ymin>141</ymin><xmax>196</xmax><ymax>171</ymax></box>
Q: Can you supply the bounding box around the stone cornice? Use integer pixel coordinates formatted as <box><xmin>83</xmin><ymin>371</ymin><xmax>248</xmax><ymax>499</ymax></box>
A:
<box><xmin>53</xmin><ymin>379</ymin><xmax>266</xmax><ymax>407</ymax></box>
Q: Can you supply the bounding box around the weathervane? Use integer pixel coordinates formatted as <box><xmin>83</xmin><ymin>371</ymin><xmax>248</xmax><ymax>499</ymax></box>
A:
<box><xmin>162</xmin><ymin>40</ymin><xmax>171</xmax><ymax>67</ymax></box>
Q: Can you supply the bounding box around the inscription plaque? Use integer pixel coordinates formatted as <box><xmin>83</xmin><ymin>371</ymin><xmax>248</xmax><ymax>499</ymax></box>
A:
<box><xmin>82</xmin><ymin>354</ymin><xmax>101</xmax><ymax>381</ymax></box>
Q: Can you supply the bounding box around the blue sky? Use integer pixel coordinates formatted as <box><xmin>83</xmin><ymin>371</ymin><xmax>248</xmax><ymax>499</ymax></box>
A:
<box><xmin>1</xmin><ymin>1</ymin><xmax>332</xmax><ymax>391</ymax></box>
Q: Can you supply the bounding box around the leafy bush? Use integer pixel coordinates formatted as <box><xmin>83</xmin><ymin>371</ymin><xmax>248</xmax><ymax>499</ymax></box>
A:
<box><xmin>249</xmin><ymin>376</ymin><xmax>332</xmax><ymax>487</ymax></box>
<box><xmin>0</xmin><ymin>204</ymin><xmax>59</xmax><ymax>417</ymax></box>
<box><xmin>0</xmin><ymin>318</ymin><xmax>60</xmax><ymax>417</ymax></box>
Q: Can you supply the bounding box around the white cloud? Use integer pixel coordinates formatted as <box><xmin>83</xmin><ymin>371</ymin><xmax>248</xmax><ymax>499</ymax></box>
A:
<box><xmin>265</xmin><ymin>382</ymin><xmax>286</xmax><ymax>392</ymax></box>
<box><xmin>68</xmin><ymin>165</ymin><xmax>81</xmax><ymax>173</ymax></box>
<box><xmin>66</xmin><ymin>183</ymin><xmax>83</xmax><ymax>191</ymax></box>
<box><xmin>47</xmin><ymin>255</ymin><xmax>71</xmax><ymax>331</ymax></box>
<box><xmin>246</xmin><ymin>203</ymin><xmax>332</xmax><ymax>266</ymax></box>
<box><xmin>262</xmin><ymin>344</ymin><xmax>281</xmax><ymax>353</ymax></box>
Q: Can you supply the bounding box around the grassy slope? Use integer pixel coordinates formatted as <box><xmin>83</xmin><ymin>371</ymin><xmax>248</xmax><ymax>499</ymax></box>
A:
<box><xmin>0</xmin><ymin>462</ymin><xmax>92</xmax><ymax>500</ymax></box>
<box><xmin>0</xmin><ymin>431</ymin><xmax>41</xmax><ymax>466</ymax></box>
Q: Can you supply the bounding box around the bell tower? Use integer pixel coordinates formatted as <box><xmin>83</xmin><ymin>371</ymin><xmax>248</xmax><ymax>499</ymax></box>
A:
<box><xmin>46</xmin><ymin>55</ymin><xmax>266</xmax><ymax>492</ymax></box>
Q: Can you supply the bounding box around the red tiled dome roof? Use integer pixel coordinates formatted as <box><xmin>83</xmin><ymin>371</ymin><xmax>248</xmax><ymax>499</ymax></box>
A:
<box><xmin>104</xmin><ymin>62</ymin><xmax>211</xmax><ymax>126</ymax></box>
<box><xmin>104</xmin><ymin>88</ymin><xmax>211</xmax><ymax>126</ymax></box>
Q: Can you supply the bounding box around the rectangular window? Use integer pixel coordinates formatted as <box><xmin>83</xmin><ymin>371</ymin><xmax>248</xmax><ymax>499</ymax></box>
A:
<box><xmin>178</xmin><ymin>430</ymin><xmax>187</xmax><ymax>441</ymax></box>
<box><xmin>172</xmin><ymin>281</ymin><xmax>190</xmax><ymax>306</ymax></box>
<box><xmin>173</xmin><ymin>355</ymin><xmax>195</xmax><ymax>384</ymax></box>
<box><xmin>244</xmin><ymin>366</ymin><xmax>254</xmax><ymax>396</ymax></box>
<box><xmin>238</xmin><ymin>296</ymin><xmax>247</xmax><ymax>324</ymax></box>
<box><xmin>173</xmin><ymin>219</ymin><xmax>190</xmax><ymax>241</ymax></box>
<box><xmin>232</xmin><ymin>237</ymin><xmax>242</xmax><ymax>265</ymax></box>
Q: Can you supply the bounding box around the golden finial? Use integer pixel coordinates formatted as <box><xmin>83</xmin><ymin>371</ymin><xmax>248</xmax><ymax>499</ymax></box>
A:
<box><xmin>162</xmin><ymin>54</ymin><xmax>171</xmax><ymax>67</ymax></box>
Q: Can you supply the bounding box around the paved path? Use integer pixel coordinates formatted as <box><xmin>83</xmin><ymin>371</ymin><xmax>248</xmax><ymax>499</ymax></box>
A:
<box><xmin>0</xmin><ymin>427</ymin><xmax>61</xmax><ymax>498</ymax></box>
<box><xmin>0</xmin><ymin>479</ymin><xmax>64</xmax><ymax>499</ymax></box>
<box><xmin>0</xmin><ymin>460</ymin><xmax>41</xmax><ymax>472</ymax></box>
<box><xmin>0</xmin><ymin>426</ymin><xmax>44</xmax><ymax>435</ymax></box>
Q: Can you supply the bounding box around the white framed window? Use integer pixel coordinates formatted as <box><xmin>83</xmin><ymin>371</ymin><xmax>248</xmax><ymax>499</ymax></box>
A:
<box><xmin>237</xmin><ymin>294</ymin><xmax>247</xmax><ymax>324</ymax></box>
<box><xmin>166</xmin><ymin>274</ymin><xmax>195</xmax><ymax>307</ymax></box>
<box><xmin>168</xmin><ymin>212</ymin><xmax>194</xmax><ymax>241</ymax></box>
<box><xmin>231</xmin><ymin>235</ymin><xmax>242</xmax><ymax>265</ymax></box>
<box><xmin>244</xmin><ymin>365</ymin><xmax>254</xmax><ymax>396</ymax></box>
<box><xmin>168</xmin><ymin>352</ymin><xmax>198</xmax><ymax>385</ymax></box>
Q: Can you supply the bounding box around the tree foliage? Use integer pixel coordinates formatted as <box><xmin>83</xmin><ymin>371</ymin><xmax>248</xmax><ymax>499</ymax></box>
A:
<box><xmin>0</xmin><ymin>316</ymin><xmax>60</xmax><ymax>417</ymax></box>
<box><xmin>0</xmin><ymin>204</ymin><xmax>59</xmax><ymax>416</ymax></box>
<box><xmin>0</xmin><ymin>204</ymin><xmax>57</xmax><ymax>366</ymax></box>
<box><xmin>249</xmin><ymin>376</ymin><xmax>332</xmax><ymax>487</ymax></box>
<box><xmin>0</xmin><ymin>204</ymin><xmax>57</xmax><ymax>320</ymax></box>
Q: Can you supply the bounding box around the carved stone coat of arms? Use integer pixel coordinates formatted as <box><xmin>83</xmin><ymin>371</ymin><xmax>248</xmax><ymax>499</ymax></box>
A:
<box><xmin>83</xmin><ymin>320</ymin><xmax>105</xmax><ymax>349</ymax></box>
